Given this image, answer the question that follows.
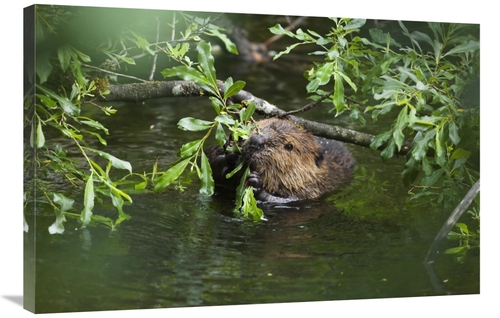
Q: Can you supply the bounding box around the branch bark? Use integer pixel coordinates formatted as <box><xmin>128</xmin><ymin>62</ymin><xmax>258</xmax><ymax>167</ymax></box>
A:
<box><xmin>100</xmin><ymin>80</ymin><xmax>406</xmax><ymax>153</ymax></box>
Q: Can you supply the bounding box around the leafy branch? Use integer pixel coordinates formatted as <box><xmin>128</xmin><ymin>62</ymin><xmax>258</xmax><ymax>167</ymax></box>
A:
<box><xmin>270</xmin><ymin>18</ymin><xmax>479</xmax><ymax>209</ymax></box>
<box><xmin>156</xmin><ymin>41</ymin><xmax>264</xmax><ymax>220</ymax></box>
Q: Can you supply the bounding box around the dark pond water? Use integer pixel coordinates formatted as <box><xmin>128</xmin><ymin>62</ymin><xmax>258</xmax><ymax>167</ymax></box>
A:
<box><xmin>25</xmin><ymin>15</ymin><xmax>479</xmax><ymax>313</ymax></box>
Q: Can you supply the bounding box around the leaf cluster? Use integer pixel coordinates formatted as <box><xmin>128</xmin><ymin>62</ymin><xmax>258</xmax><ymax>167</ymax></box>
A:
<box><xmin>445</xmin><ymin>209</ymin><xmax>479</xmax><ymax>262</ymax></box>
<box><xmin>271</xmin><ymin>19</ymin><xmax>480</xmax><ymax>210</ymax></box>
<box><xmin>26</xmin><ymin>8</ymin><xmax>248</xmax><ymax>233</ymax></box>
<box><xmin>159</xmin><ymin>41</ymin><xmax>264</xmax><ymax>221</ymax></box>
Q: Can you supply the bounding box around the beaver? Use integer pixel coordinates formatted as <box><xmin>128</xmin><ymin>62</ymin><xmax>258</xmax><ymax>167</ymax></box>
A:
<box><xmin>208</xmin><ymin>118</ymin><xmax>355</xmax><ymax>203</ymax></box>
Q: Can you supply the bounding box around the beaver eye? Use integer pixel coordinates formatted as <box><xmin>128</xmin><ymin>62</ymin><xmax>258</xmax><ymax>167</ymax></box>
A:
<box><xmin>284</xmin><ymin>143</ymin><xmax>293</xmax><ymax>151</ymax></box>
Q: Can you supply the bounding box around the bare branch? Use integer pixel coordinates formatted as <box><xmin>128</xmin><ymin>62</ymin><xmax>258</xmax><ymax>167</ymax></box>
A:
<box><xmin>101</xmin><ymin>80</ymin><xmax>382</xmax><ymax>151</ymax></box>
<box><xmin>424</xmin><ymin>179</ymin><xmax>480</xmax><ymax>264</ymax></box>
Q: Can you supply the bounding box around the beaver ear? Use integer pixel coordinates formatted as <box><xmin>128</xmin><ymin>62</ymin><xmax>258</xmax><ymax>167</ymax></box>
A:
<box><xmin>315</xmin><ymin>148</ymin><xmax>325</xmax><ymax>167</ymax></box>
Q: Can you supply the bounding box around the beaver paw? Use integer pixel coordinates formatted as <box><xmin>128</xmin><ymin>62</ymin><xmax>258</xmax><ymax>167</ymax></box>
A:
<box><xmin>225</xmin><ymin>151</ymin><xmax>240</xmax><ymax>167</ymax></box>
<box><xmin>245</xmin><ymin>171</ymin><xmax>263</xmax><ymax>194</ymax></box>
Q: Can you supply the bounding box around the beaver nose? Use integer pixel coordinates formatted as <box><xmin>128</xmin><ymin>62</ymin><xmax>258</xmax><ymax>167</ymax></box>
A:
<box><xmin>243</xmin><ymin>134</ymin><xmax>266</xmax><ymax>154</ymax></box>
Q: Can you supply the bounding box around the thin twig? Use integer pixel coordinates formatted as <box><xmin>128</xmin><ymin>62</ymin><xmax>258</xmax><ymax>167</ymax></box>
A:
<box><xmin>149</xmin><ymin>17</ymin><xmax>161</xmax><ymax>81</ymax></box>
<box><xmin>171</xmin><ymin>12</ymin><xmax>176</xmax><ymax>42</ymax></box>
<box><xmin>278</xmin><ymin>90</ymin><xmax>334</xmax><ymax>117</ymax></box>
<box><xmin>82</xmin><ymin>63</ymin><xmax>147</xmax><ymax>82</ymax></box>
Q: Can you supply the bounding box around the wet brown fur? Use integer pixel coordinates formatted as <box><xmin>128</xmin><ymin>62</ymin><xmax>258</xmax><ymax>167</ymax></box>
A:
<box><xmin>242</xmin><ymin>118</ymin><xmax>354</xmax><ymax>201</ymax></box>
<box><xmin>208</xmin><ymin>118</ymin><xmax>354</xmax><ymax>202</ymax></box>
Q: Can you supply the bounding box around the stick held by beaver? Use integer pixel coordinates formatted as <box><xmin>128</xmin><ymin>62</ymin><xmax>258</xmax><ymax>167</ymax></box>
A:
<box><xmin>208</xmin><ymin>118</ymin><xmax>355</xmax><ymax>203</ymax></box>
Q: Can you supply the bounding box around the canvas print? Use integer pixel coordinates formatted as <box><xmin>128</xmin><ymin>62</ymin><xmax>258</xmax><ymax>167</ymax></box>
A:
<box><xmin>23</xmin><ymin>4</ymin><xmax>480</xmax><ymax>314</ymax></box>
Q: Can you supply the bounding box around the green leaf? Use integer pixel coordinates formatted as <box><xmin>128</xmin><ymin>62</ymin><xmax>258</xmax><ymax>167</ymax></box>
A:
<box><xmin>362</xmin><ymin>58</ymin><xmax>394</xmax><ymax>94</ymax></box>
<box><xmin>411</xmin><ymin>130</ymin><xmax>436</xmax><ymax>161</ymax></box>
<box><xmin>393</xmin><ymin>105</ymin><xmax>408</xmax><ymax>151</ymax></box>
<box><xmin>81</xmin><ymin>172</ymin><xmax>95</xmax><ymax>227</ymax></box>
<box><xmin>338</xmin><ymin>71</ymin><xmax>357</xmax><ymax>92</ymax></box>
<box><xmin>333</xmin><ymin>72</ymin><xmax>345</xmax><ymax>113</ymax></box>
<box><xmin>53</xmin><ymin>193</ymin><xmax>75</xmax><ymax>212</ymax></box>
<box><xmin>435</xmin><ymin>128</ymin><xmax>446</xmax><ymax>167</ymax></box>
<box><xmin>451</xmin><ymin>148</ymin><xmax>471</xmax><ymax>160</ymax></box>
<box><xmin>349</xmin><ymin>107</ymin><xmax>366</xmax><ymax>126</ymax></box>
<box><xmin>197</xmin><ymin>41</ymin><xmax>217</xmax><ymax>87</ymax></box>
<box><xmin>447</xmin><ymin>231</ymin><xmax>463</xmax><ymax>240</ymax></box>
<box><xmin>241</xmin><ymin>187</ymin><xmax>264</xmax><ymax>221</ymax></box>
<box><xmin>421</xmin><ymin>168</ymin><xmax>444</xmax><ymax>187</ymax></box>
<box><xmin>402</xmin><ymin>157</ymin><xmax>419</xmax><ymax>186</ymax></box>
<box><xmin>80</xmin><ymin>119</ymin><xmax>109</xmax><ymax>134</ymax></box>
<box><xmin>85</xmin><ymin>148</ymin><xmax>132</xmax><ymax>174</ymax></box>
<box><xmin>421</xmin><ymin>157</ymin><xmax>433</xmax><ymax>175</ymax></box>
<box><xmin>272</xmin><ymin>42</ymin><xmax>304</xmax><ymax>60</ymax></box>
<box><xmin>179</xmin><ymin>139</ymin><xmax>203</xmax><ymax>158</ymax></box>
<box><xmin>215</xmin><ymin>122</ymin><xmax>227</xmax><ymax>147</ymax></box>
<box><xmin>112</xmin><ymin>53</ymin><xmax>136</xmax><ymax>65</ymax></box>
<box><xmin>154</xmin><ymin>157</ymin><xmax>190</xmax><ymax>191</ymax></box>
<box><xmin>306</xmin><ymin>78</ymin><xmax>320</xmax><ymax>93</ymax></box>
<box><xmin>134</xmin><ymin>181</ymin><xmax>148</xmax><ymax>190</ymax></box>
<box><xmin>178</xmin><ymin>117</ymin><xmax>214</xmax><ymax>131</ymax></box>
<box><xmin>36</xmin><ymin>121</ymin><xmax>45</xmax><ymax>148</ymax></box>
<box><xmin>234</xmin><ymin>166</ymin><xmax>251</xmax><ymax>212</ymax></box>
<box><xmin>269</xmin><ymin>24</ymin><xmax>295</xmax><ymax>37</ymax></box>
<box><xmin>411</xmin><ymin>31</ymin><xmax>434</xmax><ymax>48</ymax></box>
<box><xmin>327</xmin><ymin>48</ymin><xmax>340</xmax><ymax>60</ymax></box>
<box><xmin>162</xmin><ymin>65</ymin><xmax>216</xmax><ymax>95</ymax></box>
<box><xmin>103</xmin><ymin>180</ymin><xmax>133</xmax><ymax>203</ymax></box>
<box><xmin>215</xmin><ymin>114</ymin><xmax>236</xmax><ymax>126</ymax></box>
<box><xmin>369</xmin><ymin>28</ymin><xmax>387</xmax><ymax>44</ymax></box>
<box><xmin>36</xmin><ymin>85</ymin><xmax>80</xmax><ymax>116</ymax></box>
<box><xmin>224</xmin><ymin>80</ymin><xmax>246</xmax><ymax>100</ymax></box>
<box><xmin>241</xmin><ymin>102</ymin><xmax>256</xmax><ymax>123</ymax></box>
<box><xmin>129</xmin><ymin>30</ymin><xmax>155</xmax><ymax>55</ymax></box>
<box><xmin>289</xmin><ymin>28</ymin><xmax>310</xmax><ymax>41</ymax></box>
<box><xmin>226</xmin><ymin>161</ymin><xmax>244</xmax><ymax>179</ymax></box>
<box><xmin>380</xmin><ymin>139</ymin><xmax>396</xmax><ymax>160</ymax></box>
<box><xmin>50</xmin><ymin>193</ymin><xmax>73</xmax><ymax>233</ymax></box>
<box><xmin>36</xmin><ymin>51</ymin><xmax>52</xmax><ymax>84</ymax></box>
<box><xmin>199</xmin><ymin>151</ymin><xmax>214</xmax><ymax>196</ymax></box>
<box><xmin>57</xmin><ymin>46</ymin><xmax>71</xmax><ymax>72</ymax></box>
<box><xmin>110</xmin><ymin>189</ymin><xmax>131</xmax><ymax>224</ymax></box>
<box><xmin>48</xmin><ymin>212</ymin><xmax>66</xmax><ymax>235</ymax></box>
<box><xmin>89</xmin><ymin>215</ymin><xmax>115</xmax><ymax>229</ymax></box>
<box><xmin>223</xmin><ymin>77</ymin><xmax>233</xmax><ymax>94</ymax></box>
<box><xmin>82</xmin><ymin>130</ymin><xmax>107</xmax><ymax>146</ymax></box>
<box><xmin>71</xmin><ymin>46</ymin><xmax>91</xmax><ymax>62</ymax></box>
<box><xmin>370</xmin><ymin>130</ymin><xmax>392</xmax><ymax>151</ymax></box>
<box><xmin>36</xmin><ymin>94</ymin><xmax>58</xmax><ymax>109</ymax></box>
<box><xmin>444</xmin><ymin>245</ymin><xmax>470</xmax><ymax>255</ymax></box>
<box><xmin>315</xmin><ymin>62</ymin><xmax>334</xmax><ymax>85</ymax></box>
<box><xmin>58</xmin><ymin>97</ymin><xmax>80</xmax><ymax>116</ymax></box>
<box><xmin>398</xmin><ymin>67</ymin><xmax>419</xmax><ymax>85</ymax></box>
<box><xmin>210</xmin><ymin>96</ymin><xmax>224</xmax><ymax>115</ymax></box>
<box><xmin>443</xmin><ymin>41</ymin><xmax>479</xmax><ymax>57</ymax></box>
<box><xmin>344</xmin><ymin>18</ymin><xmax>366</xmax><ymax>30</ymax></box>
<box><xmin>456</xmin><ymin>223</ymin><xmax>469</xmax><ymax>235</ymax></box>
<box><xmin>204</xmin><ymin>28</ymin><xmax>239</xmax><ymax>55</ymax></box>
<box><xmin>448</xmin><ymin>122</ymin><xmax>461</xmax><ymax>145</ymax></box>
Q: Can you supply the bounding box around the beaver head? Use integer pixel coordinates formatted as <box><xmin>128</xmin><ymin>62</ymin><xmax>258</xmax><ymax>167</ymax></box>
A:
<box><xmin>242</xmin><ymin>118</ymin><xmax>333</xmax><ymax>200</ymax></box>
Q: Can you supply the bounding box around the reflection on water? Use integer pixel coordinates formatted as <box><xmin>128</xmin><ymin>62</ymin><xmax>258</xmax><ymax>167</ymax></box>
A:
<box><xmin>27</xmin><ymin>38</ymin><xmax>478</xmax><ymax>314</ymax></box>
<box><xmin>29</xmin><ymin>179</ymin><xmax>479</xmax><ymax>313</ymax></box>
